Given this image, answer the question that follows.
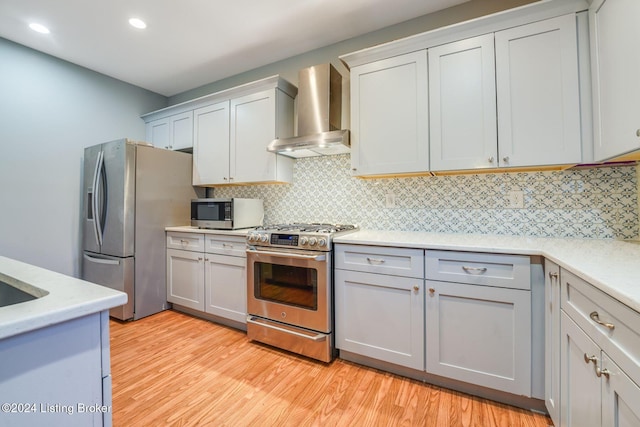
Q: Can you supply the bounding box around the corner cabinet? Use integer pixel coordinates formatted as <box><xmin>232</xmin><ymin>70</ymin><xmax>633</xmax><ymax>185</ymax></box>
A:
<box><xmin>143</xmin><ymin>76</ymin><xmax>297</xmax><ymax>186</ymax></box>
<box><xmin>544</xmin><ymin>260</ymin><xmax>561</xmax><ymax>426</ymax></box>
<box><xmin>590</xmin><ymin>0</ymin><xmax>640</xmax><ymax>161</ymax></box>
<box><xmin>334</xmin><ymin>244</ymin><xmax>425</xmax><ymax>370</ymax></box>
<box><xmin>166</xmin><ymin>231</ymin><xmax>247</xmax><ymax>326</ymax></box>
<box><xmin>560</xmin><ymin>268</ymin><xmax>640</xmax><ymax>427</ymax></box>
<box><xmin>348</xmin><ymin>51</ymin><xmax>429</xmax><ymax>177</ymax></box>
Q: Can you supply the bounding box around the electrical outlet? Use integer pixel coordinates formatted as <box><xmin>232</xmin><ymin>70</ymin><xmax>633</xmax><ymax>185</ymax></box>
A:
<box><xmin>507</xmin><ymin>190</ymin><xmax>524</xmax><ymax>209</ymax></box>
<box><xmin>385</xmin><ymin>193</ymin><xmax>396</xmax><ymax>208</ymax></box>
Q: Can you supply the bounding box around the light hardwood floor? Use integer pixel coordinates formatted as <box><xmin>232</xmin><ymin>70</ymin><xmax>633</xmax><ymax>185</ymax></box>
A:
<box><xmin>110</xmin><ymin>310</ymin><xmax>552</xmax><ymax>426</ymax></box>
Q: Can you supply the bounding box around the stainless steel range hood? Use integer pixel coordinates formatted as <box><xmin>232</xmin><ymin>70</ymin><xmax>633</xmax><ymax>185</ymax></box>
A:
<box><xmin>268</xmin><ymin>64</ymin><xmax>349</xmax><ymax>158</ymax></box>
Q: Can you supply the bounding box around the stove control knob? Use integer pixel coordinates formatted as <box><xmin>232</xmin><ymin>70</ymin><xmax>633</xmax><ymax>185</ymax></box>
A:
<box><xmin>247</xmin><ymin>233</ymin><xmax>255</xmax><ymax>242</ymax></box>
<box><xmin>309</xmin><ymin>237</ymin><xmax>318</xmax><ymax>246</ymax></box>
<box><xmin>318</xmin><ymin>238</ymin><xmax>327</xmax><ymax>248</ymax></box>
<box><xmin>299</xmin><ymin>236</ymin><xmax>308</xmax><ymax>245</ymax></box>
<box><xmin>260</xmin><ymin>234</ymin><xmax>269</xmax><ymax>243</ymax></box>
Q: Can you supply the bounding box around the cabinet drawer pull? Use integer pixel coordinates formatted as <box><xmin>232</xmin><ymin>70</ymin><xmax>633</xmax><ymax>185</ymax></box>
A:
<box><xmin>590</xmin><ymin>311</ymin><xmax>615</xmax><ymax>330</ymax></box>
<box><xmin>461</xmin><ymin>266</ymin><xmax>487</xmax><ymax>274</ymax></box>
<box><xmin>222</xmin><ymin>243</ymin><xmax>234</xmax><ymax>248</ymax></box>
<box><xmin>180</xmin><ymin>239</ymin><xmax>189</xmax><ymax>244</ymax></box>
<box><xmin>366</xmin><ymin>257</ymin><xmax>386</xmax><ymax>264</ymax></box>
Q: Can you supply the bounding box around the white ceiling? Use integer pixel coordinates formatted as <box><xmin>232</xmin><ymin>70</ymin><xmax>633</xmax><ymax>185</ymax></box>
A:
<box><xmin>0</xmin><ymin>0</ymin><xmax>469</xmax><ymax>96</ymax></box>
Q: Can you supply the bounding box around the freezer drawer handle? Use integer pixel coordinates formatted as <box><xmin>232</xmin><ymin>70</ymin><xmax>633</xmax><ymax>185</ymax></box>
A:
<box><xmin>246</xmin><ymin>316</ymin><xmax>326</xmax><ymax>342</ymax></box>
<box><xmin>83</xmin><ymin>254</ymin><xmax>120</xmax><ymax>266</ymax></box>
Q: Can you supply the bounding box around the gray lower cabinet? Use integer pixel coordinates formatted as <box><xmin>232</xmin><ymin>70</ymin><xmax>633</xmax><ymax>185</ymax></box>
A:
<box><xmin>560</xmin><ymin>268</ymin><xmax>640</xmax><ymax>427</ymax></box>
<box><xmin>425</xmin><ymin>250</ymin><xmax>532</xmax><ymax>396</ymax></box>
<box><xmin>335</xmin><ymin>245</ymin><xmax>424</xmax><ymax>370</ymax></box>
<box><xmin>166</xmin><ymin>232</ymin><xmax>247</xmax><ymax>325</ymax></box>
<box><xmin>0</xmin><ymin>312</ymin><xmax>112</xmax><ymax>427</ymax></box>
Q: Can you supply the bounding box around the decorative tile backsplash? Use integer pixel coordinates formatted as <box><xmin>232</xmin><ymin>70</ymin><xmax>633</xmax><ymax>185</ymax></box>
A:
<box><xmin>214</xmin><ymin>155</ymin><xmax>639</xmax><ymax>240</ymax></box>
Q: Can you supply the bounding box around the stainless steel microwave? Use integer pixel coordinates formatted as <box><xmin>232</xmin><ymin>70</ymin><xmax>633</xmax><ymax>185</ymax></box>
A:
<box><xmin>191</xmin><ymin>198</ymin><xmax>264</xmax><ymax>229</ymax></box>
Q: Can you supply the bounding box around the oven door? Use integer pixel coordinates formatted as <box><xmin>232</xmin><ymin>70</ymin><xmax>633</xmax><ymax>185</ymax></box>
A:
<box><xmin>246</xmin><ymin>246</ymin><xmax>330</xmax><ymax>333</ymax></box>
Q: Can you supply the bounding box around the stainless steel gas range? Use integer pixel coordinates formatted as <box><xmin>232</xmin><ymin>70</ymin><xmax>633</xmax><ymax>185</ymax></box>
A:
<box><xmin>245</xmin><ymin>223</ymin><xmax>358</xmax><ymax>362</ymax></box>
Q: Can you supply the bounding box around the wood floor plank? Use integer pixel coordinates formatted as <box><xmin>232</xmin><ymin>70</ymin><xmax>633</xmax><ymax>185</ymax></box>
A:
<box><xmin>110</xmin><ymin>310</ymin><xmax>553</xmax><ymax>426</ymax></box>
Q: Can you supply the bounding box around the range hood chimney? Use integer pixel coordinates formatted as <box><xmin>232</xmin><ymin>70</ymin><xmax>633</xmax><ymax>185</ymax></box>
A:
<box><xmin>268</xmin><ymin>64</ymin><xmax>349</xmax><ymax>158</ymax></box>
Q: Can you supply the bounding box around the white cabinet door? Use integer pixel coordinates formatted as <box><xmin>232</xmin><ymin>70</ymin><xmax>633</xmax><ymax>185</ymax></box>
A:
<box><xmin>425</xmin><ymin>281</ymin><xmax>531</xmax><ymax>396</ymax></box>
<box><xmin>495</xmin><ymin>14</ymin><xmax>582</xmax><ymax>167</ymax></box>
<box><xmin>193</xmin><ymin>101</ymin><xmax>230</xmax><ymax>185</ymax></box>
<box><xmin>429</xmin><ymin>34</ymin><xmax>498</xmax><ymax>171</ymax></box>
<box><xmin>590</xmin><ymin>0</ymin><xmax>640</xmax><ymax>161</ymax></box>
<box><xmin>561</xmin><ymin>312</ymin><xmax>602</xmax><ymax>427</ymax></box>
<box><xmin>166</xmin><ymin>248</ymin><xmax>205</xmax><ymax>311</ymax></box>
<box><xmin>545</xmin><ymin>260</ymin><xmax>561</xmax><ymax>426</ymax></box>
<box><xmin>204</xmin><ymin>254</ymin><xmax>247</xmax><ymax>324</ymax></box>
<box><xmin>335</xmin><ymin>269</ymin><xmax>424</xmax><ymax>370</ymax></box>
<box><xmin>230</xmin><ymin>89</ymin><xmax>292</xmax><ymax>184</ymax></box>
<box><xmin>146</xmin><ymin>118</ymin><xmax>170</xmax><ymax>148</ymax></box>
<box><xmin>145</xmin><ymin>112</ymin><xmax>193</xmax><ymax>150</ymax></box>
<box><xmin>350</xmin><ymin>51</ymin><xmax>429</xmax><ymax>176</ymax></box>
<box><xmin>602</xmin><ymin>353</ymin><xmax>640</xmax><ymax>427</ymax></box>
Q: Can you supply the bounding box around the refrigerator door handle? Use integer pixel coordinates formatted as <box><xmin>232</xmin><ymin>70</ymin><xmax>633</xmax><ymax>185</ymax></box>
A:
<box><xmin>83</xmin><ymin>253</ymin><xmax>120</xmax><ymax>266</ymax></box>
<box><xmin>93</xmin><ymin>150</ymin><xmax>105</xmax><ymax>247</ymax></box>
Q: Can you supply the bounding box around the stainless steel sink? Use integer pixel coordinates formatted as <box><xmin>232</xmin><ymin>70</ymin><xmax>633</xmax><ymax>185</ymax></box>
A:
<box><xmin>0</xmin><ymin>274</ymin><xmax>48</xmax><ymax>308</ymax></box>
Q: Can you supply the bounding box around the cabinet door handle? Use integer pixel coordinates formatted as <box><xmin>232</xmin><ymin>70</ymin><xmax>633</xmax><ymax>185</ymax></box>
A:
<box><xmin>413</xmin><ymin>285</ymin><xmax>420</xmax><ymax>292</ymax></box>
<box><xmin>584</xmin><ymin>353</ymin><xmax>597</xmax><ymax>365</ymax></box>
<box><xmin>488</xmin><ymin>156</ymin><xmax>494</xmax><ymax>163</ymax></box>
<box><xmin>428</xmin><ymin>287</ymin><xmax>435</xmax><ymax>294</ymax></box>
<box><xmin>596</xmin><ymin>366</ymin><xmax>610</xmax><ymax>379</ymax></box>
<box><xmin>590</xmin><ymin>311</ymin><xmax>615</xmax><ymax>330</ymax></box>
<box><xmin>461</xmin><ymin>266</ymin><xmax>487</xmax><ymax>274</ymax></box>
<box><xmin>502</xmin><ymin>156</ymin><xmax>510</xmax><ymax>163</ymax></box>
<box><xmin>366</xmin><ymin>257</ymin><xmax>385</xmax><ymax>264</ymax></box>
<box><xmin>548</xmin><ymin>271</ymin><xmax>558</xmax><ymax>279</ymax></box>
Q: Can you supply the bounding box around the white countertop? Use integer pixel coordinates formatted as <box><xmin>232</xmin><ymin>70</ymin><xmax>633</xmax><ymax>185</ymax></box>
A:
<box><xmin>334</xmin><ymin>230</ymin><xmax>640</xmax><ymax>313</ymax></box>
<box><xmin>166</xmin><ymin>226</ymin><xmax>253</xmax><ymax>236</ymax></box>
<box><xmin>0</xmin><ymin>256</ymin><xmax>127</xmax><ymax>340</ymax></box>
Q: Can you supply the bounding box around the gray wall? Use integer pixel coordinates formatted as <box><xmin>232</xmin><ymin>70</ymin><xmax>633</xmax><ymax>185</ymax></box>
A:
<box><xmin>0</xmin><ymin>38</ymin><xmax>167</xmax><ymax>276</ymax></box>
<box><xmin>169</xmin><ymin>0</ymin><xmax>537</xmax><ymax>105</ymax></box>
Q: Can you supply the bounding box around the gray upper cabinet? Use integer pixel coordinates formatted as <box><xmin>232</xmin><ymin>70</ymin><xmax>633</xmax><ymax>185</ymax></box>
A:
<box><xmin>342</xmin><ymin>1</ymin><xmax>589</xmax><ymax>176</ymax></box>
<box><xmin>142</xmin><ymin>76</ymin><xmax>297</xmax><ymax>186</ymax></box>
<box><xmin>495</xmin><ymin>14</ymin><xmax>582</xmax><ymax>168</ymax></box>
<box><xmin>145</xmin><ymin>111</ymin><xmax>193</xmax><ymax>150</ymax></box>
<box><xmin>349</xmin><ymin>51</ymin><xmax>429</xmax><ymax>177</ymax></box>
<box><xmin>590</xmin><ymin>0</ymin><xmax>640</xmax><ymax>161</ymax></box>
<box><xmin>429</xmin><ymin>34</ymin><xmax>497</xmax><ymax>171</ymax></box>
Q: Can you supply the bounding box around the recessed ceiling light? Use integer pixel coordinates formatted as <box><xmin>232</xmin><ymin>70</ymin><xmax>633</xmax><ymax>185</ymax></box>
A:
<box><xmin>129</xmin><ymin>18</ymin><xmax>147</xmax><ymax>29</ymax></box>
<box><xmin>29</xmin><ymin>23</ymin><xmax>50</xmax><ymax>34</ymax></box>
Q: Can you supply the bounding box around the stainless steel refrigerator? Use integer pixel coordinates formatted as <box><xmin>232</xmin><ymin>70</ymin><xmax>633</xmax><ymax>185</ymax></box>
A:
<box><xmin>81</xmin><ymin>138</ymin><xmax>199</xmax><ymax>320</ymax></box>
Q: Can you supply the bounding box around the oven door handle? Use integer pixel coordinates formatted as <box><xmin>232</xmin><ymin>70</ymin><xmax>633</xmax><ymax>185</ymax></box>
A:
<box><xmin>246</xmin><ymin>316</ymin><xmax>327</xmax><ymax>342</ymax></box>
<box><xmin>246</xmin><ymin>248</ymin><xmax>326</xmax><ymax>262</ymax></box>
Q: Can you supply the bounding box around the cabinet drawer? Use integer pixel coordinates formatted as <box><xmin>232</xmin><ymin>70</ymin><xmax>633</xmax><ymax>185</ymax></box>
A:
<box><xmin>335</xmin><ymin>244</ymin><xmax>424</xmax><ymax>278</ymax></box>
<box><xmin>561</xmin><ymin>268</ymin><xmax>640</xmax><ymax>384</ymax></box>
<box><xmin>425</xmin><ymin>250</ymin><xmax>530</xmax><ymax>290</ymax></box>
<box><xmin>166</xmin><ymin>232</ymin><xmax>204</xmax><ymax>252</ymax></box>
<box><xmin>205</xmin><ymin>235</ymin><xmax>246</xmax><ymax>257</ymax></box>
